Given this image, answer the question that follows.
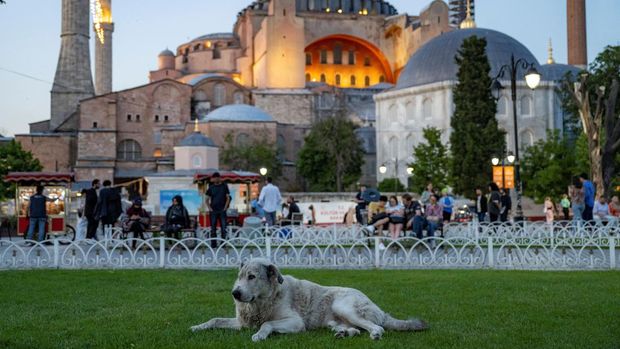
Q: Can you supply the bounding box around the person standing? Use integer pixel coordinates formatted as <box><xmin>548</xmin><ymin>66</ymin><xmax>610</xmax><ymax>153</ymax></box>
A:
<box><xmin>354</xmin><ymin>185</ymin><xmax>368</xmax><ymax>225</ymax></box>
<box><xmin>83</xmin><ymin>179</ymin><xmax>100</xmax><ymax>240</ymax></box>
<box><xmin>474</xmin><ymin>187</ymin><xmax>488</xmax><ymax>223</ymax></box>
<box><xmin>487</xmin><ymin>183</ymin><xmax>501</xmax><ymax>223</ymax></box>
<box><xmin>499</xmin><ymin>188</ymin><xmax>512</xmax><ymax>222</ymax></box>
<box><xmin>439</xmin><ymin>188</ymin><xmax>454</xmax><ymax>223</ymax></box>
<box><xmin>206</xmin><ymin>172</ymin><xmax>231</xmax><ymax>245</ymax></box>
<box><xmin>420</xmin><ymin>183</ymin><xmax>434</xmax><ymax>207</ymax></box>
<box><xmin>258</xmin><ymin>177</ymin><xmax>282</xmax><ymax>226</ymax></box>
<box><xmin>25</xmin><ymin>185</ymin><xmax>48</xmax><ymax>244</ymax></box>
<box><xmin>94</xmin><ymin>180</ymin><xmax>122</xmax><ymax>232</ymax></box>
<box><xmin>570</xmin><ymin>183</ymin><xmax>585</xmax><ymax>222</ymax></box>
<box><xmin>560</xmin><ymin>194</ymin><xmax>571</xmax><ymax>220</ymax></box>
<box><xmin>544</xmin><ymin>197</ymin><xmax>556</xmax><ymax>223</ymax></box>
<box><xmin>579</xmin><ymin>173</ymin><xmax>595</xmax><ymax>221</ymax></box>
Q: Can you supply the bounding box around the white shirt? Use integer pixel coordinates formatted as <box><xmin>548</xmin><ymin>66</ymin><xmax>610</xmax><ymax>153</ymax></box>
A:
<box><xmin>259</xmin><ymin>183</ymin><xmax>282</xmax><ymax>213</ymax></box>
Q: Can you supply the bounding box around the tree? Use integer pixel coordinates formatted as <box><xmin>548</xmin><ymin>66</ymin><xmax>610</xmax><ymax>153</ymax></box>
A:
<box><xmin>378</xmin><ymin>178</ymin><xmax>406</xmax><ymax>193</ymax></box>
<box><xmin>562</xmin><ymin>45</ymin><xmax>620</xmax><ymax>199</ymax></box>
<box><xmin>521</xmin><ymin>130</ymin><xmax>588</xmax><ymax>203</ymax></box>
<box><xmin>297</xmin><ymin>115</ymin><xmax>364</xmax><ymax>192</ymax></box>
<box><xmin>0</xmin><ymin>140</ymin><xmax>43</xmax><ymax>200</ymax></box>
<box><xmin>408</xmin><ymin>127</ymin><xmax>450</xmax><ymax>194</ymax></box>
<box><xmin>220</xmin><ymin>130</ymin><xmax>281</xmax><ymax>179</ymax></box>
<box><xmin>449</xmin><ymin>36</ymin><xmax>506</xmax><ymax>198</ymax></box>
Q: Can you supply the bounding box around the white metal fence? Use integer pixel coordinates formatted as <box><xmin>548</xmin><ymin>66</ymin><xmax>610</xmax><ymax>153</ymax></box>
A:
<box><xmin>0</xmin><ymin>221</ymin><xmax>618</xmax><ymax>270</ymax></box>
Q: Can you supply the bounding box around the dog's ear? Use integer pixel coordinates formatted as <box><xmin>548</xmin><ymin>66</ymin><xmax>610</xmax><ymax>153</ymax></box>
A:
<box><xmin>266</xmin><ymin>263</ymin><xmax>284</xmax><ymax>284</ymax></box>
<box><xmin>240</xmin><ymin>261</ymin><xmax>245</xmax><ymax>270</ymax></box>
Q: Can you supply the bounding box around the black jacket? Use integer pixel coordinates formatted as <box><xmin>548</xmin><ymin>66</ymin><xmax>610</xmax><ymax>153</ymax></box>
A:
<box><xmin>475</xmin><ymin>195</ymin><xmax>488</xmax><ymax>214</ymax></box>
<box><xmin>83</xmin><ymin>188</ymin><xmax>98</xmax><ymax>218</ymax></box>
<box><xmin>94</xmin><ymin>187</ymin><xmax>122</xmax><ymax>221</ymax></box>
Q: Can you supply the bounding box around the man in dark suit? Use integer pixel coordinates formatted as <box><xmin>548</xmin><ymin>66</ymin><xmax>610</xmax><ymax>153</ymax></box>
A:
<box><xmin>83</xmin><ymin>179</ymin><xmax>100</xmax><ymax>240</ymax></box>
<box><xmin>474</xmin><ymin>187</ymin><xmax>488</xmax><ymax>222</ymax></box>
<box><xmin>94</xmin><ymin>180</ymin><xmax>122</xmax><ymax>231</ymax></box>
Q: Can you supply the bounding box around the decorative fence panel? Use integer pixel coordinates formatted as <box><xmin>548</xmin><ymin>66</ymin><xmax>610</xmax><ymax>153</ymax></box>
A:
<box><xmin>0</xmin><ymin>222</ymin><xmax>618</xmax><ymax>270</ymax></box>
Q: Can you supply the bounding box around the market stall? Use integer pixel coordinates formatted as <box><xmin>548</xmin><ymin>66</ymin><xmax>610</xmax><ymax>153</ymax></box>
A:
<box><xmin>4</xmin><ymin>172</ymin><xmax>75</xmax><ymax>239</ymax></box>
<box><xmin>193</xmin><ymin>170</ymin><xmax>261</xmax><ymax>227</ymax></box>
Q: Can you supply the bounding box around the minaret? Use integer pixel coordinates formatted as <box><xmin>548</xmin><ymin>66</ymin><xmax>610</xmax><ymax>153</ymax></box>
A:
<box><xmin>567</xmin><ymin>0</ymin><xmax>587</xmax><ymax>68</ymax></box>
<box><xmin>50</xmin><ymin>0</ymin><xmax>95</xmax><ymax>130</ymax></box>
<box><xmin>547</xmin><ymin>38</ymin><xmax>555</xmax><ymax>64</ymax></box>
<box><xmin>459</xmin><ymin>0</ymin><xmax>476</xmax><ymax>29</ymax></box>
<box><xmin>93</xmin><ymin>0</ymin><xmax>114</xmax><ymax>95</ymax></box>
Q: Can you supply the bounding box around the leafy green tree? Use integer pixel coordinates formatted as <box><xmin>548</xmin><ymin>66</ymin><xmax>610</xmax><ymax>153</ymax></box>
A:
<box><xmin>449</xmin><ymin>36</ymin><xmax>506</xmax><ymax>198</ymax></box>
<box><xmin>407</xmin><ymin>127</ymin><xmax>450</xmax><ymax>194</ymax></box>
<box><xmin>377</xmin><ymin>178</ymin><xmax>406</xmax><ymax>193</ymax></box>
<box><xmin>297</xmin><ymin>115</ymin><xmax>364</xmax><ymax>192</ymax></box>
<box><xmin>0</xmin><ymin>140</ymin><xmax>43</xmax><ymax>200</ymax></box>
<box><xmin>220</xmin><ymin>130</ymin><xmax>281</xmax><ymax>179</ymax></box>
<box><xmin>521</xmin><ymin>130</ymin><xmax>587</xmax><ymax>203</ymax></box>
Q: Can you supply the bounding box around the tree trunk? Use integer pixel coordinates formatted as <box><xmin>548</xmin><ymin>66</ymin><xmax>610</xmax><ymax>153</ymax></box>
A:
<box><xmin>603</xmin><ymin>79</ymin><xmax>619</xmax><ymax>199</ymax></box>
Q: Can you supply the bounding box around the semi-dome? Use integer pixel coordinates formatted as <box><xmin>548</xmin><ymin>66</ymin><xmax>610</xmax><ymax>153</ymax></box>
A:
<box><xmin>203</xmin><ymin>104</ymin><xmax>274</xmax><ymax>122</ymax></box>
<box><xmin>159</xmin><ymin>49</ymin><xmax>174</xmax><ymax>57</ymax></box>
<box><xmin>539</xmin><ymin>63</ymin><xmax>581</xmax><ymax>82</ymax></box>
<box><xmin>179</xmin><ymin>132</ymin><xmax>216</xmax><ymax>147</ymax></box>
<box><xmin>395</xmin><ymin>28</ymin><xmax>541</xmax><ymax>90</ymax></box>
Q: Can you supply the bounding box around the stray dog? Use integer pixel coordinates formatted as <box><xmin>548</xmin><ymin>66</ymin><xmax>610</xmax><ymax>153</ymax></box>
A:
<box><xmin>190</xmin><ymin>258</ymin><xmax>428</xmax><ymax>341</ymax></box>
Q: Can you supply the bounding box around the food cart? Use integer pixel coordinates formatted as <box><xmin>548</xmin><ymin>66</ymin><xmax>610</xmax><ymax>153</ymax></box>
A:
<box><xmin>4</xmin><ymin>172</ymin><xmax>75</xmax><ymax>239</ymax></box>
<box><xmin>193</xmin><ymin>170</ymin><xmax>261</xmax><ymax>227</ymax></box>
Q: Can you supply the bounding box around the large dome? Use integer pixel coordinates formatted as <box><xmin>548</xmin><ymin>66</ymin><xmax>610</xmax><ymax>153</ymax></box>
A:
<box><xmin>203</xmin><ymin>104</ymin><xmax>274</xmax><ymax>122</ymax></box>
<box><xmin>395</xmin><ymin>28</ymin><xmax>541</xmax><ymax>90</ymax></box>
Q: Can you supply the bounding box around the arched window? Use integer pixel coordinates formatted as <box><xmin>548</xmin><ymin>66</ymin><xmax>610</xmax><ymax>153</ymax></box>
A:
<box><xmin>127</xmin><ymin>114</ymin><xmax>132</xmax><ymax>122</ymax></box>
<box><xmin>117</xmin><ymin>139</ymin><xmax>142</xmax><ymax>161</ymax></box>
<box><xmin>422</xmin><ymin>98</ymin><xmax>433</xmax><ymax>119</ymax></box>
<box><xmin>388</xmin><ymin>136</ymin><xmax>399</xmax><ymax>160</ymax></box>
<box><xmin>306</xmin><ymin>73</ymin><xmax>311</xmax><ymax>82</ymax></box>
<box><xmin>192</xmin><ymin>154</ymin><xmax>202</xmax><ymax>168</ymax></box>
<box><xmin>364</xmin><ymin>76</ymin><xmax>370</xmax><ymax>87</ymax></box>
<box><xmin>348</xmin><ymin>50</ymin><xmax>355</xmax><ymax>65</ymax></box>
<box><xmin>520</xmin><ymin>96</ymin><xmax>532</xmax><ymax>116</ymax></box>
<box><xmin>155</xmin><ymin>115</ymin><xmax>160</xmax><ymax>122</ymax></box>
<box><xmin>350</xmin><ymin>75</ymin><xmax>356</xmax><ymax>86</ymax></box>
<box><xmin>277</xmin><ymin>134</ymin><xmax>286</xmax><ymax>161</ymax></box>
<box><xmin>320</xmin><ymin>74</ymin><xmax>326</xmax><ymax>83</ymax></box>
<box><xmin>236</xmin><ymin>133</ymin><xmax>250</xmax><ymax>147</ymax></box>
<box><xmin>193</xmin><ymin>90</ymin><xmax>207</xmax><ymax>101</ymax></box>
<box><xmin>320</xmin><ymin>49</ymin><xmax>327</xmax><ymax>64</ymax></box>
<box><xmin>406</xmin><ymin>133</ymin><xmax>415</xmax><ymax>153</ymax></box>
<box><xmin>497</xmin><ymin>96</ymin><xmax>507</xmax><ymax>115</ymax></box>
<box><xmin>335</xmin><ymin>74</ymin><xmax>341</xmax><ymax>85</ymax></box>
<box><xmin>379</xmin><ymin>75</ymin><xmax>385</xmax><ymax>83</ymax></box>
<box><xmin>212</xmin><ymin>44</ymin><xmax>221</xmax><ymax>59</ymax></box>
<box><xmin>333</xmin><ymin>44</ymin><xmax>342</xmax><ymax>64</ymax></box>
<box><xmin>364</xmin><ymin>56</ymin><xmax>371</xmax><ymax>66</ymax></box>
<box><xmin>306</xmin><ymin>53</ymin><xmax>312</xmax><ymax>65</ymax></box>
<box><xmin>213</xmin><ymin>83</ymin><xmax>226</xmax><ymax>106</ymax></box>
<box><xmin>233</xmin><ymin>90</ymin><xmax>244</xmax><ymax>104</ymax></box>
<box><xmin>405</xmin><ymin>101</ymin><xmax>415</xmax><ymax>121</ymax></box>
<box><xmin>519</xmin><ymin>130</ymin><xmax>535</xmax><ymax>149</ymax></box>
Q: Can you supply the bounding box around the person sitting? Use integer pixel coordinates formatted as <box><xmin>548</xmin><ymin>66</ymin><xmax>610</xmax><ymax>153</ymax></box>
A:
<box><xmin>122</xmin><ymin>198</ymin><xmax>151</xmax><ymax>249</ymax></box>
<box><xmin>593</xmin><ymin>196</ymin><xmax>612</xmax><ymax>223</ymax></box>
<box><xmin>363</xmin><ymin>196</ymin><xmax>389</xmax><ymax>236</ymax></box>
<box><xmin>281</xmin><ymin>196</ymin><xmax>300</xmax><ymax>226</ymax></box>
<box><xmin>385</xmin><ymin>195</ymin><xmax>405</xmax><ymax>240</ymax></box>
<box><xmin>164</xmin><ymin>195</ymin><xmax>191</xmax><ymax>245</ymax></box>
<box><xmin>424</xmin><ymin>195</ymin><xmax>442</xmax><ymax>240</ymax></box>
<box><xmin>403</xmin><ymin>193</ymin><xmax>425</xmax><ymax>239</ymax></box>
<box><xmin>609</xmin><ymin>196</ymin><xmax>620</xmax><ymax>220</ymax></box>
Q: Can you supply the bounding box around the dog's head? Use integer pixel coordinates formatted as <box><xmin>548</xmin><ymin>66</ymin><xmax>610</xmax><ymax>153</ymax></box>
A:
<box><xmin>231</xmin><ymin>258</ymin><xmax>283</xmax><ymax>303</ymax></box>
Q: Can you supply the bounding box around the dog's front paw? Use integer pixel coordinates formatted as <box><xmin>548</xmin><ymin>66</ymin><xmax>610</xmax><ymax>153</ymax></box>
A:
<box><xmin>252</xmin><ymin>331</ymin><xmax>268</xmax><ymax>342</ymax></box>
<box><xmin>190</xmin><ymin>325</ymin><xmax>203</xmax><ymax>332</ymax></box>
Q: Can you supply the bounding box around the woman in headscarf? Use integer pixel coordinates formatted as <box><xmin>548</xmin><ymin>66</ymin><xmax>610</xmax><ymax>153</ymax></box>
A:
<box><xmin>122</xmin><ymin>197</ymin><xmax>151</xmax><ymax>249</ymax></box>
<box><xmin>164</xmin><ymin>195</ymin><xmax>191</xmax><ymax>241</ymax></box>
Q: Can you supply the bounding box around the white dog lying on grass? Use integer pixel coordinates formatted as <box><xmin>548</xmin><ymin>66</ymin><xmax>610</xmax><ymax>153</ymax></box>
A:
<box><xmin>190</xmin><ymin>258</ymin><xmax>428</xmax><ymax>341</ymax></box>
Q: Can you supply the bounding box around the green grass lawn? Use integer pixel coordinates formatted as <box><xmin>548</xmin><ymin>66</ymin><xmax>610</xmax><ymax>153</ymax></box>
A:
<box><xmin>0</xmin><ymin>269</ymin><xmax>619</xmax><ymax>349</ymax></box>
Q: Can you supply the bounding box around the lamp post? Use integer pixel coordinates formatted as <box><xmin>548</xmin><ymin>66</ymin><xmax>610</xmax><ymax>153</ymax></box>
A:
<box><xmin>492</xmin><ymin>54</ymin><xmax>541</xmax><ymax>221</ymax></box>
<box><xmin>491</xmin><ymin>153</ymin><xmax>515</xmax><ymax>190</ymax></box>
<box><xmin>259</xmin><ymin>167</ymin><xmax>268</xmax><ymax>176</ymax></box>
<box><xmin>379</xmin><ymin>158</ymin><xmax>413</xmax><ymax>194</ymax></box>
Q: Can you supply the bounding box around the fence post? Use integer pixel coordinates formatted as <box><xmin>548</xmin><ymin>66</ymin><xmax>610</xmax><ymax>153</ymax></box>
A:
<box><xmin>266</xmin><ymin>235</ymin><xmax>272</xmax><ymax>261</ymax></box>
<box><xmin>159</xmin><ymin>235</ymin><xmax>165</xmax><ymax>268</ymax></box>
<box><xmin>374</xmin><ymin>236</ymin><xmax>381</xmax><ymax>268</ymax></box>
<box><xmin>610</xmin><ymin>233</ymin><xmax>616</xmax><ymax>270</ymax></box>
<box><xmin>487</xmin><ymin>235</ymin><xmax>494</xmax><ymax>268</ymax></box>
<box><xmin>53</xmin><ymin>239</ymin><xmax>59</xmax><ymax>268</ymax></box>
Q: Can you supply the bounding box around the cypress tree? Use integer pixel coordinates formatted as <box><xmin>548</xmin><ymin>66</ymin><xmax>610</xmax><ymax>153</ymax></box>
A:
<box><xmin>450</xmin><ymin>36</ymin><xmax>506</xmax><ymax>198</ymax></box>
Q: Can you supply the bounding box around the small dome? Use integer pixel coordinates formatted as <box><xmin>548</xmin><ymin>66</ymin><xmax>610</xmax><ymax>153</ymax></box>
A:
<box><xmin>203</xmin><ymin>104</ymin><xmax>274</xmax><ymax>123</ymax></box>
<box><xmin>159</xmin><ymin>49</ymin><xmax>174</xmax><ymax>57</ymax></box>
<box><xmin>179</xmin><ymin>132</ymin><xmax>216</xmax><ymax>147</ymax></box>
<box><xmin>396</xmin><ymin>28</ymin><xmax>541</xmax><ymax>90</ymax></box>
<box><xmin>539</xmin><ymin>63</ymin><xmax>581</xmax><ymax>82</ymax></box>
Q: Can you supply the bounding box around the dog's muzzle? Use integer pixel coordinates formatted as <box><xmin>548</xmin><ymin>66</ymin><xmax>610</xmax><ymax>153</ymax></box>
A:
<box><xmin>232</xmin><ymin>289</ymin><xmax>242</xmax><ymax>300</ymax></box>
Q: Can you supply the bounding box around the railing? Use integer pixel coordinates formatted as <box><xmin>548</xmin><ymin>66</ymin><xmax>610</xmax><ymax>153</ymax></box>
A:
<box><xmin>0</xmin><ymin>222</ymin><xmax>617</xmax><ymax>270</ymax></box>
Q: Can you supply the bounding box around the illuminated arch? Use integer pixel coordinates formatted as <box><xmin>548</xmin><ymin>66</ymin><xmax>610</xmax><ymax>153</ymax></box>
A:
<box><xmin>304</xmin><ymin>34</ymin><xmax>393</xmax><ymax>87</ymax></box>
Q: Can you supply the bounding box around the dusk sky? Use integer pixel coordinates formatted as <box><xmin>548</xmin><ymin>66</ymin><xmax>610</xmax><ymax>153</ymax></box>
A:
<box><xmin>0</xmin><ymin>0</ymin><xmax>618</xmax><ymax>136</ymax></box>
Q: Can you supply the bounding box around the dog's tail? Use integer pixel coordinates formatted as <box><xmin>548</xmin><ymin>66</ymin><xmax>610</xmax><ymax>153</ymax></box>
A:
<box><xmin>382</xmin><ymin>314</ymin><xmax>429</xmax><ymax>331</ymax></box>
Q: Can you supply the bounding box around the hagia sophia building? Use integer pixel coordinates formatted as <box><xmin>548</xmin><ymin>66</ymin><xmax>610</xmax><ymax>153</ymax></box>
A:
<box><xmin>16</xmin><ymin>0</ymin><xmax>587</xmax><ymax>191</ymax></box>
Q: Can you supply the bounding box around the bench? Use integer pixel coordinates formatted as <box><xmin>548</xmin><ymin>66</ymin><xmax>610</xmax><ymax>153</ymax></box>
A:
<box><xmin>141</xmin><ymin>215</ymin><xmax>198</xmax><ymax>239</ymax></box>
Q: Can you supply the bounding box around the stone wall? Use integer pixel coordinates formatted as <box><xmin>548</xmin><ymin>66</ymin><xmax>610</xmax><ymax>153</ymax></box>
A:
<box><xmin>15</xmin><ymin>134</ymin><xmax>76</xmax><ymax>172</ymax></box>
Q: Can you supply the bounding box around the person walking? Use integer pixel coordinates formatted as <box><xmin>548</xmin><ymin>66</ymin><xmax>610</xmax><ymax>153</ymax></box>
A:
<box><xmin>83</xmin><ymin>179</ymin><xmax>100</xmax><ymax>240</ymax></box>
<box><xmin>474</xmin><ymin>187</ymin><xmax>488</xmax><ymax>223</ymax></box>
<box><xmin>206</xmin><ymin>172</ymin><xmax>231</xmax><ymax>245</ymax></box>
<box><xmin>560</xmin><ymin>194</ymin><xmax>571</xmax><ymax>220</ymax></box>
<box><xmin>258</xmin><ymin>177</ymin><xmax>282</xmax><ymax>226</ymax></box>
<box><xmin>25</xmin><ymin>185</ymin><xmax>48</xmax><ymax>244</ymax></box>
<box><xmin>487</xmin><ymin>182</ymin><xmax>501</xmax><ymax>223</ymax></box>
<box><xmin>570</xmin><ymin>183</ymin><xmax>585</xmax><ymax>222</ymax></box>
<box><xmin>355</xmin><ymin>184</ymin><xmax>368</xmax><ymax>225</ymax></box>
<box><xmin>94</xmin><ymin>180</ymin><xmax>122</xmax><ymax>234</ymax></box>
<box><xmin>579</xmin><ymin>173</ymin><xmax>595</xmax><ymax>222</ymax></box>
<box><xmin>499</xmin><ymin>188</ymin><xmax>512</xmax><ymax>222</ymax></box>
<box><xmin>122</xmin><ymin>198</ymin><xmax>150</xmax><ymax>249</ymax></box>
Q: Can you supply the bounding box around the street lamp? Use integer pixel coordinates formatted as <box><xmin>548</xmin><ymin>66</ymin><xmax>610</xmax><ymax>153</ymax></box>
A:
<box><xmin>492</xmin><ymin>54</ymin><xmax>541</xmax><ymax>221</ymax></box>
<box><xmin>378</xmin><ymin>158</ymin><xmax>413</xmax><ymax>194</ymax></box>
<box><xmin>259</xmin><ymin>167</ymin><xmax>268</xmax><ymax>176</ymax></box>
<box><xmin>491</xmin><ymin>153</ymin><xmax>515</xmax><ymax>192</ymax></box>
